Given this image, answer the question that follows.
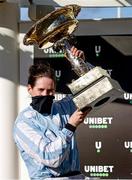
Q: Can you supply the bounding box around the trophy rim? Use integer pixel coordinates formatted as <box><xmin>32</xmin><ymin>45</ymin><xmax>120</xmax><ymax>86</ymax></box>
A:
<box><xmin>23</xmin><ymin>4</ymin><xmax>81</xmax><ymax>48</ymax></box>
<box><xmin>38</xmin><ymin>19</ymin><xmax>78</xmax><ymax>49</ymax></box>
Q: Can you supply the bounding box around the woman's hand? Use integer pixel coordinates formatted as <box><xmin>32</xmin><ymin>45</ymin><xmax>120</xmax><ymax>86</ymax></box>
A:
<box><xmin>68</xmin><ymin>108</ymin><xmax>91</xmax><ymax>127</ymax></box>
<box><xmin>70</xmin><ymin>46</ymin><xmax>85</xmax><ymax>60</ymax></box>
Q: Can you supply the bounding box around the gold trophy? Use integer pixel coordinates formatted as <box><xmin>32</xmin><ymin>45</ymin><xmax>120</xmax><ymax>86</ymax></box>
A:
<box><xmin>23</xmin><ymin>4</ymin><xmax>124</xmax><ymax>113</ymax></box>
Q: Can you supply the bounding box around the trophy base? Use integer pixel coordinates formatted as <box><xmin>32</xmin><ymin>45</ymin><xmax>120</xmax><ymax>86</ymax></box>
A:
<box><xmin>68</xmin><ymin>67</ymin><xmax>124</xmax><ymax>113</ymax></box>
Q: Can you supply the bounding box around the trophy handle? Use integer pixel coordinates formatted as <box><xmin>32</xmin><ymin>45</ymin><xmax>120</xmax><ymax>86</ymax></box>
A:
<box><xmin>53</xmin><ymin>38</ymin><xmax>90</xmax><ymax>77</ymax></box>
<box><xmin>64</xmin><ymin>40</ymin><xmax>90</xmax><ymax>76</ymax></box>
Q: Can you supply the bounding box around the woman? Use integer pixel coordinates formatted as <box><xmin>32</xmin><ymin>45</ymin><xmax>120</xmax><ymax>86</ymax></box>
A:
<box><xmin>13</xmin><ymin>47</ymin><xmax>91</xmax><ymax>180</ymax></box>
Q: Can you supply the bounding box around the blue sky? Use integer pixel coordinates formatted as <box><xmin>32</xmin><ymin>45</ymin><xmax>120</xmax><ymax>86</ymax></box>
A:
<box><xmin>20</xmin><ymin>7</ymin><xmax>132</xmax><ymax>21</ymax></box>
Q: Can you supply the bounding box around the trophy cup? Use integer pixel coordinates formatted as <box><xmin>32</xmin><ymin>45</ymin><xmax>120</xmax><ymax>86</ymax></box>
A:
<box><xmin>23</xmin><ymin>4</ymin><xmax>124</xmax><ymax>113</ymax></box>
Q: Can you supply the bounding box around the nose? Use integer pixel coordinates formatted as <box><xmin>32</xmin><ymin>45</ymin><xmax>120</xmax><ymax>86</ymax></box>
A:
<box><xmin>41</xmin><ymin>90</ymin><xmax>48</xmax><ymax>96</ymax></box>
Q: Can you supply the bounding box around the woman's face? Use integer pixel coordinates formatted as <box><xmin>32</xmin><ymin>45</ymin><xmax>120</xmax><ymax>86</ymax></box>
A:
<box><xmin>28</xmin><ymin>76</ymin><xmax>55</xmax><ymax>97</ymax></box>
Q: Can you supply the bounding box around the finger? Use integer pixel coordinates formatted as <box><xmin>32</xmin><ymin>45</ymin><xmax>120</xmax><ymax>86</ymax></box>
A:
<box><xmin>72</xmin><ymin>48</ymin><xmax>78</xmax><ymax>56</ymax></box>
<box><xmin>78</xmin><ymin>110</ymin><xmax>84</xmax><ymax>116</ymax></box>
<box><xmin>70</xmin><ymin>46</ymin><xmax>76</xmax><ymax>55</ymax></box>
<box><xmin>74</xmin><ymin>50</ymin><xmax>82</xmax><ymax>57</ymax></box>
<box><xmin>83</xmin><ymin>108</ymin><xmax>92</xmax><ymax>117</ymax></box>
<box><xmin>71</xmin><ymin>46</ymin><xmax>75</xmax><ymax>52</ymax></box>
<box><xmin>78</xmin><ymin>51</ymin><xmax>84</xmax><ymax>58</ymax></box>
<box><xmin>72</xmin><ymin>49</ymin><xmax>83</xmax><ymax>57</ymax></box>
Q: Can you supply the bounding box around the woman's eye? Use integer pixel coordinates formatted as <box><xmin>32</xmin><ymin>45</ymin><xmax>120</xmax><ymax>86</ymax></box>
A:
<box><xmin>39</xmin><ymin>89</ymin><xmax>44</xmax><ymax>91</ymax></box>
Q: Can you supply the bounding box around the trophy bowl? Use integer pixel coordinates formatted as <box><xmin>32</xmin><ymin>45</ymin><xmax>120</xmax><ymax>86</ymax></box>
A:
<box><xmin>23</xmin><ymin>4</ymin><xmax>80</xmax><ymax>49</ymax></box>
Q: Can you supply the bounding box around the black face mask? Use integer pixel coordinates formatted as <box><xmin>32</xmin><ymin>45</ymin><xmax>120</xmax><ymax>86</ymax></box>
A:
<box><xmin>30</xmin><ymin>95</ymin><xmax>55</xmax><ymax>114</ymax></box>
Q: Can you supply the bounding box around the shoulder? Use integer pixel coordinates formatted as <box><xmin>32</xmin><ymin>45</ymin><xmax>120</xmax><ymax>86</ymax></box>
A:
<box><xmin>54</xmin><ymin>95</ymin><xmax>72</xmax><ymax>107</ymax></box>
<box><xmin>15</xmin><ymin>106</ymin><xmax>37</xmax><ymax>124</ymax></box>
<box><xmin>53</xmin><ymin>95</ymin><xmax>76</xmax><ymax>114</ymax></box>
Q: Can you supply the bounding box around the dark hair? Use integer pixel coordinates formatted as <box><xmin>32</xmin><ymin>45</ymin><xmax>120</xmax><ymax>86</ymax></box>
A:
<box><xmin>28</xmin><ymin>63</ymin><xmax>56</xmax><ymax>87</ymax></box>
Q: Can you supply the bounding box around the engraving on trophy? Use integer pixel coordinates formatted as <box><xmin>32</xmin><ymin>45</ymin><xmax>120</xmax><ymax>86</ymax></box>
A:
<box><xmin>23</xmin><ymin>4</ymin><xmax>124</xmax><ymax>113</ymax></box>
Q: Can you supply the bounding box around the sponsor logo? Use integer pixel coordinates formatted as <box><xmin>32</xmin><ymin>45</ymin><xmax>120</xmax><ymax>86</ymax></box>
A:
<box><xmin>43</xmin><ymin>47</ymin><xmax>64</xmax><ymax>58</ymax></box>
<box><xmin>95</xmin><ymin>141</ymin><xmax>102</xmax><ymax>153</ymax></box>
<box><xmin>84</xmin><ymin>117</ymin><xmax>113</xmax><ymax>128</ymax></box>
<box><xmin>107</xmin><ymin>69</ymin><xmax>112</xmax><ymax>76</ymax></box>
<box><xmin>124</xmin><ymin>141</ymin><xmax>132</xmax><ymax>152</ymax></box>
<box><xmin>95</xmin><ymin>45</ymin><xmax>101</xmax><ymax>57</ymax></box>
<box><xmin>84</xmin><ymin>165</ymin><xmax>114</xmax><ymax>177</ymax></box>
<box><xmin>55</xmin><ymin>93</ymin><xmax>71</xmax><ymax>100</ymax></box>
<box><xmin>124</xmin><ymin>93</ymin><xmax>132</xmax><ymax>104</ymax></box>
<box><xmin>55</xmin><ymin>70</ymin><xmax>61</xmax><ymax>81</ymax></box>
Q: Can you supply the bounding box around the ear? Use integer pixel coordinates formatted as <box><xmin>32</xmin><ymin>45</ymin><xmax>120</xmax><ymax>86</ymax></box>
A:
<box><xmin>27</xmin><ymin>84</ymin><xmax>32</xmax><ymax>95</ymax></box>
